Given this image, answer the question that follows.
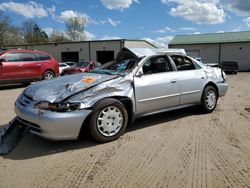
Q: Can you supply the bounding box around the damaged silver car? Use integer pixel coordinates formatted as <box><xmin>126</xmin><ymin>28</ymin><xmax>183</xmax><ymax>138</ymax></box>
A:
<box><xmin>14</xmin><ymin>47</ymin><xmax>228</xmax><ymax>142</ymax></box>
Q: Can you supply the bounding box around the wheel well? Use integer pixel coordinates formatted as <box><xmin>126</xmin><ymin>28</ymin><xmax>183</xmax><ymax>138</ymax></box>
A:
<box><xmin>204</xmin><ymin>82</ymin><xmax>219</xmax><ymax>96</ymax></box>
<box><xmin>42</xmin><ymin>69</ymin><xmax>55</xmax><ymax>79</ymax></box>
<box><xmin>78</xmin><ymin>96</ymin><xmax>134</xmax><ymax>139</ymax></box>
<box><xmin>112</xmin><ymin>96</ymin><xmax>134</xmax><ymax>126</ymax></box>
<box><xmin>44</xmin><ymin>69</ymin><xmax>55</xmax><ymax>75</ymax></box>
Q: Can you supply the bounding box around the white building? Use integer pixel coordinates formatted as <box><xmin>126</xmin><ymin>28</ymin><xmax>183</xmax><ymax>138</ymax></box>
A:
<box><xmin>5</xmin><ymin>39</ymin><xmax>156</xmax><ymax>64</ymax></box>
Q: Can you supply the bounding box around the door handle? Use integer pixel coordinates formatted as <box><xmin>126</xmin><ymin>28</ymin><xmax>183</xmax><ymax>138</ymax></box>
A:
<box><xmin>37</xmin><ymin>64</ymin><xmax>41</xmax><ymax>66</ymax></box>
<box><xmin>171</xmin><ymin>80</ymin><xmax>177</xmax><ymax>83</ymax></box>
<box><xmin>17</xmin><ymin>64</ymin><xmax>23</xmax><ymax>67</ymax></box>
<box><xmin>201</xmin><ymin>76</ymin><xmax>205</xmax><ymax>79</ymax></box>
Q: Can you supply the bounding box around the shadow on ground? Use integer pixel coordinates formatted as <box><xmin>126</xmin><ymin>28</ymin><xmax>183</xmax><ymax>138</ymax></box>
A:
<box><xmin>0</xmin><ymin>83</ymin><xmax>28</xmax><ymax>91</ymax></box>
<box><xmin>1</xmin><ymin>106</ymin><xmax>202</xmax><ymax>160</ymax></box>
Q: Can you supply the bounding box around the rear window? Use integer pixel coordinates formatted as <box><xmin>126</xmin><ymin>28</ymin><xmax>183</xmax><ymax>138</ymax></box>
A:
<box><xmin>171</xmin><ymin>55</ymin><xmax>198</xmax><ymax>71</ymax></box>
<box><xmin>36</xmin><ymin>53</ymin><xmax>51</xmax><ymax>61</ymax></box>
<box><xmin>20</xmin><ymin>53</ymin><xmax>36</xmax><ymax>61</ymax></box>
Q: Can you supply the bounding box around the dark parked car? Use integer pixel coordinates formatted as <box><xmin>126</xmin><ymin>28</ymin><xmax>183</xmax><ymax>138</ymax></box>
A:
<box><xmin>220</xmin><ymin>61</ymin><xmax>238</xmax><ymax>74</ymax></box>
<box><xmin>61</xmin><ymin>61</ymin><xmax>101</xmax><ymax>76</ymax></box>
<box><xmin>0</xmin><ymin>49</ymin><xmax>59</xmax><ymax>85</ymax></box>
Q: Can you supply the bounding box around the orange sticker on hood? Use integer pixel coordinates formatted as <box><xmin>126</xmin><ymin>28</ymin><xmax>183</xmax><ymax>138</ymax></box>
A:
<box><xmin>82</xmin><ymin>76</ymin><xmax>96</xmax><ymax>83</ymax></box>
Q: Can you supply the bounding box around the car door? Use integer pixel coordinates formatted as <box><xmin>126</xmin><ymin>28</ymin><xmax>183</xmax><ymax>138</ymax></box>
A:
<box><xmin>134</xmin><ymin>55</ymin><xmax>180</xmax><ymax>115</ymax></box>
<box><xmin>170</xmin><ymin>55</ymin><xmax>207</xmax><ymax>104</ymax></box>
<box><xmin>20</xmin><ymin>52</ymin><xmax>41</xmax><ymax>79</ymax></box>
<box><xmin>0</xmin><ymin>52</ymin><xmax>23</xmax><ymax>81</ymax></box>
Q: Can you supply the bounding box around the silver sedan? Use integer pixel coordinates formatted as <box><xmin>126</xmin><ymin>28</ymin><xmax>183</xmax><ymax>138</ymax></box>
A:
<box><xmin>14</xmin><ymin>47</ymin><xmax>228</xmax><ymax>142</ymax></box>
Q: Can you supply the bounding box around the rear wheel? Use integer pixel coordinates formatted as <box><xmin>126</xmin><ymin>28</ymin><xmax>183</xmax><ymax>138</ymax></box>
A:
<box><xmin>201</xmin><ymin>86</ymin><xmax>218</xmax><ymax>113</ymax></box>
<box><xmin>89</xmin><ymin>98</ymin><xmax>128</xmax><ymax>143</ymax></box>
<box><xmin>43</xmin><ymin>71</ymin><xmax>55</xmax><ymax>80</ymax></box>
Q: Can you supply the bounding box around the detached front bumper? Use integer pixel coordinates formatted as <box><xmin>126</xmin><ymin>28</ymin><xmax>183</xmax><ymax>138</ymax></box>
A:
<box><xmin>14</xmin><ymin>95</ymin><xmax>92</xmax><ymax>140</ymax></box>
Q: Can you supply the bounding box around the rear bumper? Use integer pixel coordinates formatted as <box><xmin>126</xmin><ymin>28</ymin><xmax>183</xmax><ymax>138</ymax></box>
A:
<box><xmin>217</xmin><ymin>82</ymin><xmax>228</xmax><ymax>97</ymax></box>
<box><xmin>14</xmin><ymin>98</ymin><xmax>92</xmax><ymax>140</ymax></box>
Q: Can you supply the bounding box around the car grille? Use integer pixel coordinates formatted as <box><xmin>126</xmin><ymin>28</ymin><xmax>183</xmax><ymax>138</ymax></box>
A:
<box><xmin>17</xmin><ymin>94</ymin><xmax>34</xmax><ymax>107</ymax></box>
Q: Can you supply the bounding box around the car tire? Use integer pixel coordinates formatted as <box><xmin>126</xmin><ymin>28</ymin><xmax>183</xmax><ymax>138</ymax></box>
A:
<box><xmin>43</xmin><ymin>71</ymin><xmax>55</xmax><ymax>80</ymax></box>
<box><xmin>89</xmin><ymin>98</ymin><xmax>128</xmax><ymax>143</ymax></box>
<box><xmin>201</xmin><ymin>86</ymin><xmax>218</xmax><ymax>113</ymax></box>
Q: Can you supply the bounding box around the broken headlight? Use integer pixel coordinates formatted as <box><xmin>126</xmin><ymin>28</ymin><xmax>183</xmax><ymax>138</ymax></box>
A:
<box><xmin>34</xmin><ymin>101</ymin><xmax>81</xmax><ymax>112</ymax></box>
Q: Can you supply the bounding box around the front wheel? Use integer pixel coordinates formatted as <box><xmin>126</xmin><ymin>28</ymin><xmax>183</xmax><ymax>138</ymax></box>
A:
<box><xmin>201</xmin><ymin>86</ymin><xmax>218</xmax><ymax>113</ymax></box>
<box><xmin>89</xmin><ymin>98</ymin><xmax>128</xmax><ymax>143</ymax></box>
<box><xmin>43</xmin><ymin>71</ymin><xmax>55</xmax><ymax>80</ymax></box>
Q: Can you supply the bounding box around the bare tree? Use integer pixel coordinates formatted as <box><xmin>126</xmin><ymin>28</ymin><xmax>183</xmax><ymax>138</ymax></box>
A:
<box><xmin>65</xmin><ymin>16</ymin><xmax>86</xmax><ymax>41</ymax></box>
<box><xmin>0</xmin><ymin>11</ymin><xmax>23</xmax><ymax>47</ymax></box>
<box><xmin>22</xmin><ymin>20</ymin><xmax>48</xmax><ymax>44</ymax></box>
<box><xmin>49</xmin><ymin>29</ymin><xmax>69</xmax><ymax>42</ymax></box>
<box><xmin>22</xmin><ymin>19</ymin><xmax>36</xmax><ymax>44</ymax></box>
<box><xmin>4</xmin><ymin>26</ymin><xmax>23</xmax><ymax>46</ymax></box>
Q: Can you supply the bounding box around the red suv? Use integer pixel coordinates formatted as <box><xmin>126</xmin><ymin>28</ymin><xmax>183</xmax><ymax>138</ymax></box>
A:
<box><xmin>0</xmin><ymin>49</ymin><xmax>59</xmax><ymax>85</ymax></box>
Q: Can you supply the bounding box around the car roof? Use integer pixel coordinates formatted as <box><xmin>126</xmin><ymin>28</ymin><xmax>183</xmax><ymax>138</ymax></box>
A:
<box><xmin>1</xmin><ymin>49</ymin><xmax>49</xmax><ymax>55</ymax></box>
<box><xmin>120</xmin><ymin>47</ymin><xmax>187</xmax><ymax>59</ymax></box>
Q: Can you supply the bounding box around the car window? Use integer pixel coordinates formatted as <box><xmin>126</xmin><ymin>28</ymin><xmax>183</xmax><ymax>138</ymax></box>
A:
<box><xmin>142</xmin><ymin>56</ymin><xmax>173</xmax><ymax>75</ymax></box>
<box><xmin>36</xmin><ymin>53</ymin><xmax>51</xmax><ymax>61</ymax></box>
<box><xmin>75</xmin><ymin>62</ymin><xmax>89</xmax><ymax>67</ymax></box>
<box><xmin>59</xmin><ymin>64</ymin><xmax>66</xmax><ymax>67</ymax></box>
<box><xmin>20</xmin><ymin>52</ymin><xmax>36</xmax><ymax>61</ymax></box>
<box><xmin>171</xmin><ymin>55</ymin><xmax>197</xmax><ymax>71</ymax></box>
<box><xmin>2</xmin><ymin>52</ymin><xmax>22</xmax><ymax>62</ymax></box>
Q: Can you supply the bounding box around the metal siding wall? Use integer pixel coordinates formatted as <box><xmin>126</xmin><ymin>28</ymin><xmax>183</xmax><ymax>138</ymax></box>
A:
<box><xmin>170</xmin><ymin>44</ymin><xmax>220</xmax><ymax>64</ymax></box>
<box><xmin>5</xmin><ymin>40</ymin><xmax>156</xmax><ymax>63</ymax></box>
<box><xmin>25</xmin><ymin>43</ymin><xmax>89</xmax><ymax>62</ymax></box>
<box><xmin>220</xmin><ymin>43</ymin><xmax>250</xmax><ymax>71</ymax></box>
<box><xmin>89</xmin><ymin>41</ymin><xmax>121</xmax><ymax>61</ymax></box>
<box><xmin>124</xmin><ymin>41</ymin><xmax>155</xmax><ymax>48</ymax></box>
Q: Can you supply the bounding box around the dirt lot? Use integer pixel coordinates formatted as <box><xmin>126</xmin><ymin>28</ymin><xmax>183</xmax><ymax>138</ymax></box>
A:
<box><xmin>0</xmin><ymin>73</ymin><xmax>250</xmax><ymax>188</ymax></box>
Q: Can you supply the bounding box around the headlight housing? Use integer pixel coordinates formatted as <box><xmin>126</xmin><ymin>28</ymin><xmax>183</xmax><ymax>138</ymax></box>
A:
<box><xmin>34</xmin><ymin>101</ymin><xmax>81</xmax><ymax>112</ymax></box>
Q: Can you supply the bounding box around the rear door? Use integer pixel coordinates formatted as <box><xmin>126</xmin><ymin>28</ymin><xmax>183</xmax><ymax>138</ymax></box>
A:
<box><xmin>134</xmin><ymin>55</ymin><xmax>180</xmax><ymax>115</ymax></box>
<box><xmin>20</xmin><ymin>52</ymin><xmax>42</xmax><ymax>79</ymax></box>
<box><xmin>0</xmin><ymin>52</ymin><xmax>23</xmax><ymax>81</ymax></box>
<box><xmin>170</xmin><ymin>55</ymin><xmax>207</xmax><ymax>104</ymax></box>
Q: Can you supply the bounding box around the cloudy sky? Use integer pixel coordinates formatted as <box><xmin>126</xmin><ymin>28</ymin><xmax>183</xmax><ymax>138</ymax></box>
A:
<box><xmin>0</xmin><ymin>0</ymin><xmax>250</xmax><ymax>47</ymax></box>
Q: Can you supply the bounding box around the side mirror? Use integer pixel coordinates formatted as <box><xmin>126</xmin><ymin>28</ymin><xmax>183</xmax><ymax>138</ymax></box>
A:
<box><xmin>0</xmin><ymin>58</ymin><xmax>7</xmax><ymax>63</ymax></box>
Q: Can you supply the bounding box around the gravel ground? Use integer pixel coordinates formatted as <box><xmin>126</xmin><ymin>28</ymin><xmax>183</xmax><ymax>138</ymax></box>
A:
<box><xmin>0</xmin><ymin>73</ymin><xmax>250</xmax><ymax>188</ymax></box>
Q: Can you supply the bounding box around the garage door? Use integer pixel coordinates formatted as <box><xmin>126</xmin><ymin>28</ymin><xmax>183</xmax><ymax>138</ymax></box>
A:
<box><xmin>186</xmin><ymin>50</ymin><xmax>200</xmax><ymax>58</ymax></box>
<box><xmin>96</xmin><ymin>51</ymin><xmax>114</xmax><ymax>64</ymax></box>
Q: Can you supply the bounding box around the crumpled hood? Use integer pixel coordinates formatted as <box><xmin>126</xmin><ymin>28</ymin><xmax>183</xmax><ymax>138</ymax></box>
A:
<box><xmin>202</xmin><ymin>65</ymin><xmax>224</xmax><ymax>82</ymax></box>
<box><xmin>23</xmin><ymin>73</ymin><xmax>118</xmax><ymax>103</ymax></box>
